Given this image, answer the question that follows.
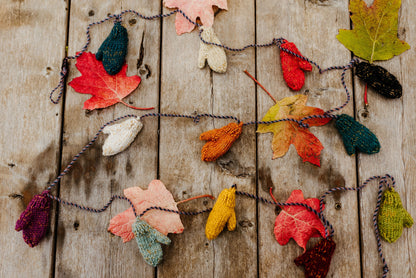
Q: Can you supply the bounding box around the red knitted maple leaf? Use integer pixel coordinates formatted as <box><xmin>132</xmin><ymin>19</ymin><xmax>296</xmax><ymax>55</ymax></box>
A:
<box><xmin>164</xmin><ymin>0</ymin><xmax>228</xmax><ymax>35</ymax></box>
<box><xmin>68</xmin><ymin>52</ymin><xmax>154</xmax><ymax>110</ymax></box>
<box><xmin>274</xmin><ymin>190</ymin><xmax>325</xmax><ymax>251</ymax></box>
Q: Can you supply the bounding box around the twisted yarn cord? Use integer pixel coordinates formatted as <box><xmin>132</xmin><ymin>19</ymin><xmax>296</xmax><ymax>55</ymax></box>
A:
<box><xmin>46</xmin><ymin>193</ymin><xmax>137</xmax><ymax>217</ymax></box>
<box><xmin>46</xmin><ymin>114</ymin><xmax>138</xmax><ymax>191</ymax></box>
<box><xmin>318</xmin><ymin>174</ymin><xmax>395</xmax><ymax>278</ymax></box>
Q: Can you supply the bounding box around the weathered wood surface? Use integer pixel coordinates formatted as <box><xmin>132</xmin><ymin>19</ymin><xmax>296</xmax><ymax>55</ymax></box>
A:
<box><xmin>1</xmin><ymin>0</ymin><xmax>415</xmax><ymax>277</ymax></box>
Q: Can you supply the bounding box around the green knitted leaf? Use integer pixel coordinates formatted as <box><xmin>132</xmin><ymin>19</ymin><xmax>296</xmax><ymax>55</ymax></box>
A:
<box><xmin>378</xmin><ymin>188</ymin><xmax>413</xmax><ymax>243</ymax></box>
<box><xmin>335</xmin><ymin>114</ymin><xmax>380</xmax><ymax>155</ymax></box>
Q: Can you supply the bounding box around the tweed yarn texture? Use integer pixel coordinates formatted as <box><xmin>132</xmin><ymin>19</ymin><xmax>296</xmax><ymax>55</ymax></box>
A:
<box><xmin>200</xmin><ymin>122</ymin><xmax>243</xmax><ymax>162</ymax></box>
<box><xmin>198</xmin><ymin>26</ymin><xmax>227</xmax><ymax>73</ymax></box>
<box><xmin>102</xmin><ymin>117</ymin><xmax>143</xmax><ymax>156</ymax></box>
<box><xmin>133</xmin><ymin>217</ymin><xmax>171</xmax><ymax>267</ymax></box>
<box><xmin>294</xmin><ymin>237</ymin><xmax>336</xmax><ymax>278</ymax></box>
<box><xmin>335</xmin><ymin>114</ymin><xmax>380</xmax><ymax>155</ymax></box>
<box><xmin>96</xmin><ymin>22</ymin><xmax>128</xmax><ymax>75</ymax></box>
<box><xmin>205</xmin><ymin>187</ymin><xmax>236</xmax><ymax>240</ymax></box>
<box><xmin>378</xmin><ymin>188</ymin><xmax>413</xmax><ymax>243</ymax></box>
<box><xmin>355</xmin><ymin>62</ymin><xmax>402</xmax><ymax>99</ymax></box>
<box><xmin>15</xmin><ymin>190</ymin><xmax>51</xmax><ymax>247</ymax></box>
<box><xmin>280</xmin><ymin>40</ymin><xmax>312</xmax><ymax>91</ymax></box>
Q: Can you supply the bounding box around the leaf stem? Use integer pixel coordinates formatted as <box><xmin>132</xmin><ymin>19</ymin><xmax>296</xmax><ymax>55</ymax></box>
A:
<box><xmin>120</xmin><ymin>100</ymin><xmax>154</xmax><ymax>110</ymax></box>
<box><xmin>176</xmin><ymin>194</ymin><xmax>215</xmax><ymax>205</ymax></box>
<box><xmin>244</xmin><ymin>70</ymin><xmax>277</xmax><ymax>103</ymax></box>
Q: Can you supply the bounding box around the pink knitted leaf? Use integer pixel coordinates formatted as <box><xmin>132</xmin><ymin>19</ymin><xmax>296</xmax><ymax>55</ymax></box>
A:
<box><xmin>163</xmin><ymin>0</ymin><xmax>228</xmax><ymax>35</ymax></box>
<box><xmin>108</xmin><ymin>180</ymin><xmax>184</xmax><ymax>242</ymax></box>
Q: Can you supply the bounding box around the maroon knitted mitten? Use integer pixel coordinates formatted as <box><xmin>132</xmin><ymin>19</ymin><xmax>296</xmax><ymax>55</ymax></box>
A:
<box><xmin>15</xmin><ymin>190</ymin><xmax>51</xmax><ymax>247</ymax></box>
<box><xmin>294</xmin><ymin>237</ymin><xmax>336</xmax><ymax>278</ymax></box>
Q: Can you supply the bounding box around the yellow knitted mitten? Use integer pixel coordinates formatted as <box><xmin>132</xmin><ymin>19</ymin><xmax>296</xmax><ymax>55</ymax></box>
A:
<box><xmin>205</xmin><ymin>187</ymin><xmax>236</xmax><ymax>240</ymax></box>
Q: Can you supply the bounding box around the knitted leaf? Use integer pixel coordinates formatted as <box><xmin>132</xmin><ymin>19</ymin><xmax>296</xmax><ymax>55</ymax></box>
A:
<box><xmin>205</xmin><ymin>187</ymin><xmax>236</xmax><ymax>240</ymax></box>
<box><xmin>200</xmin><ymin>122</ymin><xmax>243</xmax><ymax>162</ymax></box>
<box><xmin>68</xmin><ymin>52</ymin><xmax>153</xmax><ymax>110</ymax></box>
<box><xmin>378</xmin><ymin>188</ymin><xmax>413</xmax><ymax>243</ymax></box>
<box><xmin>274</xmin><ymin>190</ymin><xmax>326</xmax><ymax>251</ymax></box>
<box><xmin>257</xmin><ymin>95</ymin><xmax>331</xmax><ymax>166</ymax></box>
<box><xmin>108</xmin><ymin>180</ymin><xmax>184</xmax><ymax>242</ymax></box>
<box><xmin>163</xmin><ymin>0</ymin><xmax>227</xmax><ymax>35</ymax></box>
<box><xmin>336</xmin><ymin>0</ymin><xmax>410</xmax><ymax>62</ymax></box>
<box><xmin>280</xmin><ymin>40</ymin><xmax>312</xmax><ymax>91</ymax></box>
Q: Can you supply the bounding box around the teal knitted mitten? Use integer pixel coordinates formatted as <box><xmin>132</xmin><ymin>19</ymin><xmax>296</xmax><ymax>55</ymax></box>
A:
<box><xmin>96</xmin><ymin>22</ymin><xmax>128</xmax><ymax>75</ymax></box>
<box><xmin>133</xmin><ymin>218</ymin><xmax>171</xmax><ymax>267</ymax></box>
<box><xmin>335</xmin><ymin>114</ymin><xmax>380</xmax><ymax>155</ymax></box>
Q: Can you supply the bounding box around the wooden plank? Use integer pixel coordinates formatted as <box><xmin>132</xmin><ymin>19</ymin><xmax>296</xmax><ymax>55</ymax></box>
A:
<box><xmin>157</xmin><ymin>0</ymin><xmax>257</xmax><ymax>276</ymax></box>
<box><xmin>256</xmin><ymin>1</ymin><xmax>361</xmax><ymax>277</ymax></box>
<box><xmin>0</xmin><ymin>0</ymin><xmax>67</xmax><ymax>277</ymax></box>
<box><xmin>54</xmin><ymin>1</ymin><xmax>160</xmax><ymax>277</ymax></box>
<box><xmin>357</xmin><ymin>0</ymin><xmax>415</xmax><ymax>277</ymax></box>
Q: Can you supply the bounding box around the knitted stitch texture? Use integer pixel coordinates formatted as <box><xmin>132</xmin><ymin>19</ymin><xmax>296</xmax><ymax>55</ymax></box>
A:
<box><xmin>335</xmin><ymin>114</ymin><xmax>380</xmax><ymax>155</ymax></box>
<box><xmin>96</xmin><ymin>22</ymin><xmax>128</xmax><ymax>75</ymax></box>
<box><xmin>15</xmin><ymin>190</ymin><xmax>51</xmax><ymax>247</ymax></box>
<box><xmin>294</xmin><ymin>237</ymin><xmax>336</xmax><ymax>278</ymax></box>
<box><xmin>200</xmin><ymin>122</ymin><xmax>243</xmax><ymax>162</ymax></box>
<box><xmin>378</xmin><ymin>188</ymin><xmax>413</xmax><ymax>243</ymax></box>
<box><xmin>280</xmin><ymin>40</ymin><xmax>313</xmax><ymax>91</ymax></box>
<box><xmin>102</xmin><ymin>117</ymin><xmax>143</xmax><ymax>156</ymax></box>
<box><xmin>355</xmin><ymin>62</ymin><xmax>402</xmax><ymax>99</ymax></box>
<box><xmin>133</xmin><ymin>218</ymin><xmax>171</xmax><ymax>267</ymax></box>
<box><xmin>205</xmin><ymin>187</ymin><xmax>236</xmax><ymax>240</ymax></box>
<box><xmin>198</xmin><ymin>26</ymin><xmax>227</xmax><ymax>73</ymax></box>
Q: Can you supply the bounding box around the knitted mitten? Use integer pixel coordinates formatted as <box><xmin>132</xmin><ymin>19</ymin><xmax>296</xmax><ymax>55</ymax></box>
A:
<box><xmin>205</xmin><ymin>187</ymin><xmax>236</xmax><ymax>240</ymax></box>
<box><xmin>133</xmin><ymin>218</ymin><xmax>171</xmax><ymax>267</ymax></box>
<box><xmin>378</xmin><ymin>188</ymin><xmax>413</xmax><ymax>243</ymax></box>
<box><xmin>355</xmin><ymin>62</ymin><xmax>402</xmax><ymax>98</ymax></box>
<box><xmin>280</xmin><ymin>40</ymin><xmax>313</xmax><ymax>91</ymax></box>
<box><xmin>335</xmin><ymin>114</ymin><xmax>380</xmax><ymax>155</ymax></box>
<box><xmin>102</xmin><ymin>117</ymin><xmax>143</xmax><ymax>156</ymax></box>
<box><xmin>200</xmin><ymin>122</ymin><xmax>243</xmax><ymax>162</ymax></box>
<box><xmin>198</xmin><ymin>26</ymin><xmax>227</xmax><ymax>73</ymax></box>
<box><xmin>294</xmin><ymin>237</ymin><xmax>336</xmax><ymax>278</ymax></box>
<box><xmin>96</xmin><ymin>22</ymin><xmax>128</xmax><ymax>75</ymax></box>
<box><xmin>15</xmin><ymin>190</ymin><xmax>51</xmax><ymax>247</ymax></box>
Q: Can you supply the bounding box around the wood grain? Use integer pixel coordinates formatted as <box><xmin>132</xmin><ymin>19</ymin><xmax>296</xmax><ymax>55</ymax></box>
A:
<box><xmin>256</xmin><ymin>0</ymin><xmax>360</xmax><ymax>277</ymax></box>
<box><xmin>357</xmin><ymin>1</ymin><xmax>415</xmax><ymax>277</ymax></box>
<box><xmin>0</xmin><ymin>0</ymin><xmax>67</xmax><ymax>277</ymax></box>
<box><xmin>157</xmin><ymin>0</ymin><xmax>257</xmax><ymax>277</ymax></box>
<box><xmin>1</xmin><ymin>0</ymin><xmax>415</xmax><ymax>277</ymax></box>
<box><xmin>54</xmin><ymin>1</ymin><xmax>160</xmax><ymax>277</ymax></box>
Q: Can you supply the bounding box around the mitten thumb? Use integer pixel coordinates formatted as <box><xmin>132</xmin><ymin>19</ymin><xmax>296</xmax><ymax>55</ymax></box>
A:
<box><xmin>402</xmin><ymin>209</ymin><xmax>414</xmax><ymax>228</ymax></box>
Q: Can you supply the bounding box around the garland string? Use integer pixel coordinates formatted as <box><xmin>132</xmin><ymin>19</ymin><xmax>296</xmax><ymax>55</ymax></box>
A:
<box><xmin>48</xmin><ymin>8</ymin><xmax>358</xmax><ymax>125</ymax></box>
<box><xmin>318</xmin><ymin>174</ymin><xmax>395</xmax><ymax>278</ymax></box>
